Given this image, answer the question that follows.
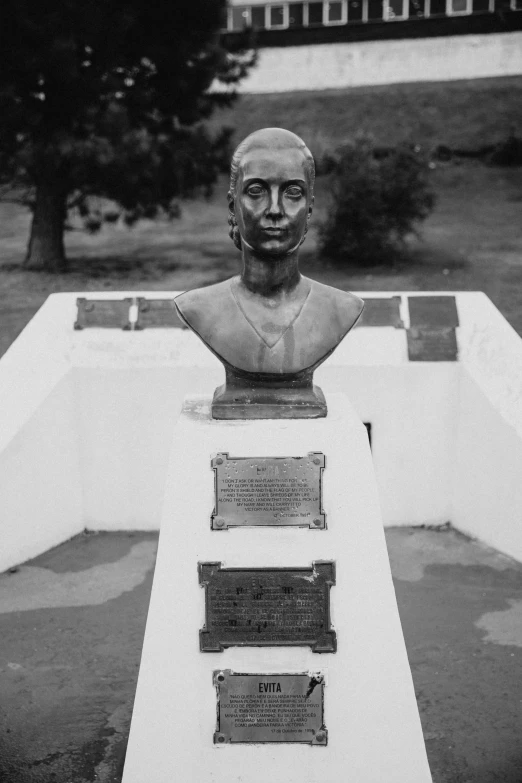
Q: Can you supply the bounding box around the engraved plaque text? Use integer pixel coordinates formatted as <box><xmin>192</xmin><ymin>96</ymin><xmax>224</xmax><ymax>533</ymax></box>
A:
<box><xmin>199</xmin><ymin>561</ymin><xmax>336</xmax><ymax>653</ymax></box>
<box><xmin>214</xmin><ymin>671</ymin><xmax>327</xmax><ymax>745</ymax></box>
<box><xmin>211</xmin><ymin>452</ymin><xmax>325</xmax><ymax>530</ymax></box>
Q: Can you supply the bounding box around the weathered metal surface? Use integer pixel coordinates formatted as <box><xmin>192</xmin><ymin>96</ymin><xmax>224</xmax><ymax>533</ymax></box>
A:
<box><xmin>199</xmin><ymin>561</ymin><xmax>336</xmax><ymax>652</ymax></box>
<box><xmin>74</xmin><ymin>298</ymin><xmax>132</xmax><ymax>330</ymax></box>
<box><xmin>356</xmin><ymin>296</ymin><xmax>403</xmax><ymax>328</ymax></box>
<box><xmin>407</xmin><ymin>327</ymin><xmax>458</xmax><ymax>361</ymax></box>
<box><xmin>173</xmin><ymin>130</ymin><xmax>364</xmax><ymax>421</ymax></box>
<box><xmin>211</xmin><ymin>370</ymin><xmax>328</xmax><ymax>420</ymax></box>
<box><xmin>213</xmin><ymin>671</ymin><xmax>327</xmax><ymax>745</ymax></box>
<box><xmin>135</xmin><ymin>298</ymin><xmax>187</xmax><ymax>329</ymax></box>
<box><xmin>211</xmin><ymin>452</ymin><xmax>325</xmax><ymax>530</ymax></box>
<box><xmin>408</xmin><ymin>296</ymin><xmax>459</xmax><ymax>328</ymax></box>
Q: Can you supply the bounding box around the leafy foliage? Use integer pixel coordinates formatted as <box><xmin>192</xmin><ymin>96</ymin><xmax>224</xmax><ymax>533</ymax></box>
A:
<box><xmin>0</xmin><ymin>0</ymin><xmax>254</xmax><ymax>267</ymax></box>
<box><xmin>318</xmin><ymin>135</ymin><xmax>435</xmax><ymax>266</ymax></box>
<box><xmin>489</xmin><ymin>132</ymin><xmax>522</xmax><ymax>167</ymax></box>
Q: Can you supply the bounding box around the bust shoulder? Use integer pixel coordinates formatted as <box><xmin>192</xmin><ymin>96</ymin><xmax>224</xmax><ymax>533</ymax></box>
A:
<box><xmin>305</xmin><ymin>278</ymin><xmax>364</xmax><ymax>335</ymax></box>
<box><xmin>174</xmin><ymin>278</ymin><xmax>234</xmax><ymax>334</ymax></box>
<box><xmin>174</xmin><ymin>276</ymin><xmax>364</xmax><ymax>375</ymax></box>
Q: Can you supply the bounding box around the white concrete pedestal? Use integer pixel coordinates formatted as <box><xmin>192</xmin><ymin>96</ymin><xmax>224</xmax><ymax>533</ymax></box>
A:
<box><xmin>123</xmin><ymin>393</ymin><xmax>432</xmax><ymax>783</ymax></box>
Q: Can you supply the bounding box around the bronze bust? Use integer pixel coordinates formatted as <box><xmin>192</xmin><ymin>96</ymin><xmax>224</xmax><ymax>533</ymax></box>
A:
<box><xmin>174</xmin><ymin>128</ymin><xmax>364</xmax><ymax>419</ymax></box>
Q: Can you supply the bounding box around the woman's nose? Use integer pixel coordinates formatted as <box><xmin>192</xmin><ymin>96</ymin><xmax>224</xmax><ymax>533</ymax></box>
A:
<box><xmin>266</xmin><ymin>187</ymin><xmax>283</xmax><ymax>218</ymax></box>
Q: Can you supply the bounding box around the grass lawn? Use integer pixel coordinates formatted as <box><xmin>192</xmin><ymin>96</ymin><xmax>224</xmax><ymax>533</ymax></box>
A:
<box><xmin>0</xmin><ymin>76</ymin><xmax>521</xmax><ymax>357</ymax></box>
<box><xmin>209</xmin><ymin>75</ymin><xmax>522</xmax><ymax>158</ymax></box>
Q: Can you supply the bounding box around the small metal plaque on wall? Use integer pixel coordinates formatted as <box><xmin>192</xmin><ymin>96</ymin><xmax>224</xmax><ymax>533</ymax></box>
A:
<box><xmin>74</xmin><ymin>298</ymin><xmax>133</xmax><ymax>330</ymax></box>
<box><xmin>135</xmin><ymin>298</ymin><xmax>187</xmax><ymax>329</ymax></box>
<box><xmin>211</xmin><ymin>452</ymin><xmax>325</xmax><ymax>530</ymax></box>
<box><xmin>198</xmin><ymin>561</ymin><xmax>336</xmax><ymax>653</ymax></box>
<box><xmin>213</xmin><ymin>670</ymin><xmax>327</xmax><ymax>745</ymax></box>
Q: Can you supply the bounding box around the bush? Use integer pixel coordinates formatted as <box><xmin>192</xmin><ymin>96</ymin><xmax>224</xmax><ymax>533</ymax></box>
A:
<box><xmin>488</xmin><ymin>133</ymin><xmax>522</xmax><ymax>167</ymax></box>
<box><xmin>318</xmin><ymin>135</ymin><xmax>435</xmax><ymax>265</ymax></box>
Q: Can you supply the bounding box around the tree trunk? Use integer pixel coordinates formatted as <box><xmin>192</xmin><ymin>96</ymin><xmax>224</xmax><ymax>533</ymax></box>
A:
<box><xmin>24</xmin><ymin>179</ymin><xmax>68</xmax><ymax>272</ymax></box>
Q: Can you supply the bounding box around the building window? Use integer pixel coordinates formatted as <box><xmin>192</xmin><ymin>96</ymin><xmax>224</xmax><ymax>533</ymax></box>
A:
<box><xmin>428</xmin><ymin>0</ymin><xmax>446</xmax><ymax>15</ymax></box>
<box><xmin>408</xmin><ymin>0</ymin><xmax>426</xmax><ymax>15</ymax></box>
<box><xmin>511</xmin><ymin>0</ymin><xmax>522</xmax><ymax>8</ymax></box>
<box><xmin>348</xmin><ymin>0</ymin><xmax>364</xmax><ymax>19</ymax></box>
<box><xmin>230</xmin><ymin>5</ymin><xmax>250</xmax><ymax>29</ymax></box>
<box><xmin>449</xmin><ymin>0</ymin><xmax>471</xmax><ymax>13</ymax></box>
<box><xmin>386</xmin><ymin>0</ymin><xmax>407</xmax><ymax>18</ymax></box>
<box><xmin>289</xmin><ymin>2</ymin><xmax>305</xmax><ymax>25</ymax></box>
<box><xmin>268</xmin><ymin>4</ymin><xmax>286</xmax><ymax>26</ymax></box>
<box><xmin>367</xmin><ymin>0</ymin><xmax>385</xmax><ymax>18</ymax></box>
<box><xmin>326</xmin><ymin>0</ymin><xmax>347</xmax><ymax>22</ymax></box>
<box><xmin>251</xmin><ymin>6</ymin><xmax>267</xmax><ymax>28</ymax></box>
<box><xmin>471</xmin><ymin>0</ymin><xmax>490</xmax><ymax>10</ymax></box>
<box><xmin>308</xmin><ymin>2</ymin><xmax>325</xmax><ymax>24</ymax></box>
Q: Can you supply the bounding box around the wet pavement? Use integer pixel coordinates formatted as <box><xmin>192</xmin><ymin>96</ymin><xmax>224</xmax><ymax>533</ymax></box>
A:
<box><xmin>0</xmin><ymin>526</ymin><xmax>521</xmax><ymax>783</ymax></box>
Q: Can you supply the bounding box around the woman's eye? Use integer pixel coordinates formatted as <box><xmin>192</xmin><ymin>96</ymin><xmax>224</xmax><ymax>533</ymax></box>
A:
<box><xmin>286</xmin><ymin>187</ymin><xmax>303</xmax><ymax>198</ymax></box>
<box><xmin>247</xmin><ymin>185</ymin><xmax>264</xmax><ymax>196</ymax></box>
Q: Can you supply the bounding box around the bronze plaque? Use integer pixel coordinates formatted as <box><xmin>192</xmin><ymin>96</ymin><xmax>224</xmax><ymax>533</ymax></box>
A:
<box><xmin>408</xmin><ymin>295</ymin><xmax>459</xmax><ymax>328</ymax></box>
<box><xmin>407</xmin><ymin>327</ymin><xmax>458</xmax><ymax>362</ymax></box>
<box><xmin>214</xmin><ymin>670</ymin><xmax>327</xmax><ymax>745</ymax></box>
<box><xmin>74</xmin><ymin>298</ymin><xmax>133</xmax><ymax>330</ymax></box>
<box><xmin>356</xmin><ymin>296</ymin><xmax>403</xmax><ymax>328</ymax></box>
<box><xmin>211</xmin><ymin>452</ymin><xmax>325</xmax><ymax>530</ymax></box>
<box><xmin>199</xmin><ymin>561</ymin><xmax>336</xmax><ymax>653</ymax></box>
<box><xmin>135</xmin><ymin>297</ymin><xmax>188</xmax><ymax>329</ymax></box>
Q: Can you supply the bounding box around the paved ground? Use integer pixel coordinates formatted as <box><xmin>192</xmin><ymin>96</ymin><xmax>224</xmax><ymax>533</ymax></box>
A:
<box><xmin>0</xmin><ymin>526</ymin><xmax>521</xmax><ymax>783</ymax></box>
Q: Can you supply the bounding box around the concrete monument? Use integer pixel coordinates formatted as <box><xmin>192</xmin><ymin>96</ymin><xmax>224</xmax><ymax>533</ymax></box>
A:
<box><xmin>122</xmin><ymin>127</ymin><xmax>432</xmax><ymax>783</ymax></box>
<box><xmin>175</xmin><ymin>128</ymin><xmax>364</xmax><ymax>419</ymax></box>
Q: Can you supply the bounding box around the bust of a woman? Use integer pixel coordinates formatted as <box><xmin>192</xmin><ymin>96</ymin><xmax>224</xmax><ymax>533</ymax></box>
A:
<box><xmin>174</xmin><ymin>127</ymin><xmax>364</xmax><ymax>419</ymax></box>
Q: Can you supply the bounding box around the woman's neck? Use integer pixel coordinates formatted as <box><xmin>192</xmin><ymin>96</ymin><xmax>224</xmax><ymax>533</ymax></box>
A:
<box><xmin>240</xmin><ymin>248</ymin><xmax>301</xmax><ymax>297</ymax></box>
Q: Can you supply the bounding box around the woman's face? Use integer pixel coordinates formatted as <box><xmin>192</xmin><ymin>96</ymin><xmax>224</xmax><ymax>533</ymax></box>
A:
<box><xmin>233</xmin><ymin>145</ymin><xmax>313</xmax><ymax>257</ymax></box>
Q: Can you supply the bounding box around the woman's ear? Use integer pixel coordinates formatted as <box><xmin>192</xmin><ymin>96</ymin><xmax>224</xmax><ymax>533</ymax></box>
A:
<box><xmin>227</xmin><ymin>190</ymin><xmax>235</xmax><ymax>216</ymax></box>
<box><xmin>307</xmin><ymin>195</ymin><xmax>314</xmax><ymax>223</ymax></box>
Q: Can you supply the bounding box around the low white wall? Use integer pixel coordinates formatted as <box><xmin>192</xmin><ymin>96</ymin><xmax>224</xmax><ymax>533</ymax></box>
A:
<box><xmin>0</xmin><ymin>374</ymin><xmax>83</xmax><ymax>573</ymax></box>
<box><xmin>72</xmin><ymin>363</ymin><xmax>457</xmax><ymax>531</ymax></box>
<box><xmin>0</xmin><ymin>290</ymin><xmax>521</xmax><ymax>570</ymax></box>
<box><xmin>234</xmin><ymin>32</ymin><xmax>522</xmax><ymax>92</ymax></box>
<box><xmin>451</xmin><ymin>292</ymin><xmax>522</xmax><ymax>561</ymax></box>
<box><xmin>321</xmin><ymin>365</ymin><xmax>459</xmax><ymax>526</ymax></box>
<box><xmin>453</xmin><ymin>370</ymin><xmax>522</xmax><ymax>562</ymax></box>
<box><xmin>73</xmin><ymin>367</ymin><xmax>220</xmax><ymax>529</ymax></box>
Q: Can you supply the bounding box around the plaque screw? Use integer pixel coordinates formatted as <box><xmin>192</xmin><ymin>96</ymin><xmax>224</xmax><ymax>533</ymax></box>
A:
<box><xmin>216</xmin><ymin>735</ymin><xmax>225</xmax><ymax>743</ymax></box>
<box><xmin>313</xmin><ymin>518</ymin><xmax>322</xmax><ymax>527</ymax></box>
<box><xmin>316</xmin><ymin>732</ymin><xmax>326</xmax><ymax>743</ymax></box>
<box><xmin>313</xmin><ymin>458</ymin><xmax>321</xmax><ymax>465</ymax></box>
<box><xmin>215</xmin><ymin>518</ymin><xmax>225</xmax><ymax>528</ymax></box>
<box><xmin>216</xmin><ymin>457</ymin><xmax>223</xmax><ymax>465</ymax></box>
<box><xmin>217</xmin><ymin>673</ymin><xmax>225</xmax><ymax>682</ymax></box>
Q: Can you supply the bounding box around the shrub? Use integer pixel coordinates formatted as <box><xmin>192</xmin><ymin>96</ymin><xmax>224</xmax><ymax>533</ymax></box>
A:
<box><xmin>488</xmin><ymin>133</ymin><xmax>522</xmax><ymax>167</ymax></box>
<box><xmin>318</xmin><ymin>135</ymin><xmax>435</xmax><ymax>265</ymax></box>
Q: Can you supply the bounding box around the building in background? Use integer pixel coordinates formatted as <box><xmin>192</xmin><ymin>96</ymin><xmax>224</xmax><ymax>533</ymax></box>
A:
<box><xmin>221</xmin><ymin>0</ymin><xmax>522</xmax><ymax>90</ymax></box>
<box><xmin>222</xmin><ymin>0</ymin><xmax>522</xmax><ymax>45</ymax></box>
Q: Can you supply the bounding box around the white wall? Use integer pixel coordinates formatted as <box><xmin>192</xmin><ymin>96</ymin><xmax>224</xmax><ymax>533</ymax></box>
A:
<box><xmin>451</xmin><ymin>292</ymin><xmax>522</xmax><ymax>561</ymax></box>
<box><xmin>231</xmin><ymin>32</ymin><xmax>522</xmax><ymax>92</ymax></box>
<box><xmin>453</xmin><ymin>370</ymin><xmax>522</xmax><ymax>562</ymax></box>
<box><xmin>0</xmin><ymin>374</ymin><xmax>83</xmax><ymax>573</ymax></box>
<box><xmin>320</xmin><ymin>365</ymin><xmax>459</xmax><ymax>526</ymax></box>
<box><xmin>1</xmin><ymin>290</ymin><xmax>522</xmax><ymax>570</ymax></box>
<box><xmin>0</xmin><ymin>296</ymin><xmax>83</xmax><ymax>572</ymax></box>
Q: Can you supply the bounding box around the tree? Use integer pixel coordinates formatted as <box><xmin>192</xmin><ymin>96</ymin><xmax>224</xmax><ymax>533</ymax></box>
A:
<box><xmin>0</xmin><ymin>0</ymin><xmax>254</xmax><ymax>270</ymax></box>
<box><xmin>318</xmin><ymin>135</ymin><xmax>435</xmax><ymax>266</ymax></box>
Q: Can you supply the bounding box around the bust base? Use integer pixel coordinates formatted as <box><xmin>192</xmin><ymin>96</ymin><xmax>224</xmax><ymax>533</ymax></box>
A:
<box><xmin>211</xmin><ymin>382</ymin><xmax>327</xmax><ymax>420</ymax></box>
